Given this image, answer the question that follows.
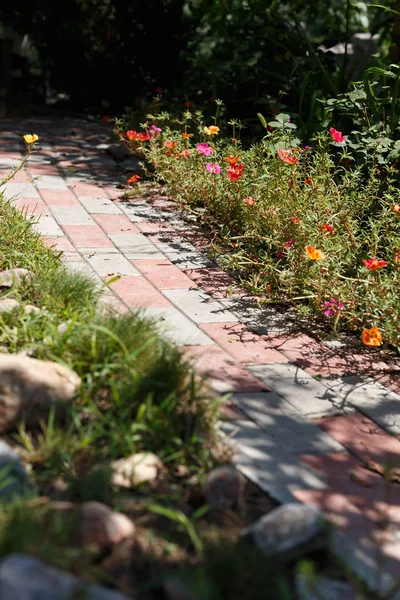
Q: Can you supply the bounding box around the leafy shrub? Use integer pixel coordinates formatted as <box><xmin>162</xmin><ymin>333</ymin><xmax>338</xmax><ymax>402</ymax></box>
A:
<box><xmin>117</xmin><ymin>105</ymin><xmax>400</xmax><ymax>349</ymax></box>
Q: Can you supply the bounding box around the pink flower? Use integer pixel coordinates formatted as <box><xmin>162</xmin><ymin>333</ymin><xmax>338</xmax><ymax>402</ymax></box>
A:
<box><xmin>329</xmin><ymin>128</ymin><xmax>345</xmax><ymax>143</ymax></box>
<box><xmin>196</xmin><ymin>143</ymin><xmax>213</xmax><ymax>156</ymax></box>
<box><xmin>155</xmin><ymin>87</ymin><xmax>164</xmax><ymax>95</ymax></box>
<box><xmin>304</xmin><ymin>145</ymin><xmax>310</xmax><ymax>150</ymax></box>
<box><xmin>206</xmin><ymin>162</ymin><xmax>221</xmax><ymax>174</ymax></box>
<box><xmin>323</xmin><ymin>298</ymin><xmax>345</xmax><ymax>317</ymax></box>
<box><xmin>148</xmin><ymin>125</ymin><xmax>162</xmax><ymax>138</ymax></box>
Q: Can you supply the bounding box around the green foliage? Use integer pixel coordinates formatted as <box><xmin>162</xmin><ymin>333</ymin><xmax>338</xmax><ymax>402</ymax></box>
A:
<box><xmin>118</xmin><ymin>105</ymin><xmax>400</xmax><ymax>349</ymax></box>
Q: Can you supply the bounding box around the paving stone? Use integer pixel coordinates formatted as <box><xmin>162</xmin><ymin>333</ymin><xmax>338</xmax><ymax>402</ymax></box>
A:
<box><xmin>38</xmin><ymin>189</ymin><xmax>81</xmax><ymax>206</ymax></box>
<box><xmin>50</xmin><ymin>205</ymin><xmax>94</xmax><ymax>225</ymax></box>
<box><xmin>162</xmin><ymin>289</ymin><xmax>237</xmax><ymax>323</ymax></box>
<box><xmin>32</xmin><ymin>216</ymin><xmax>64</xmax><ymax>236</ymax></box>
<box><xmin>109</xmin><ymin>276</ymin><xmax>171</xmax><ymax>308</ymax></box>
<box><xmin>324</xmin><ymin>375</ymin><xmax>400</xmax><ymax>435</ymax></box>
<box><xmin>13</xmin><ymin>197</ymin><xmax>48</xmax><ymax>216</ymax></box>
<box><xmin>68</xmin><ymin>181</ymin><xmax>106</xmax><ymax>196</ymax></box>
<box><xmin>199</xmin><ymin>321</ymin><xmax>289</xmax><ymax>364</ymax></box>
<box><xmin>109</xmin><ymin>233</ymin><xmax>163</xmax><ymax>258</ymax></box>
<box><xmin>249</xmin><ymin>363</ymin><xmax>345</xmax><ymax>418</ymax></box>
<box><xmin>220</xmin><ymin>298</ymin><xmax>295</xmax><ymax>334</ymax></box>
<box><xmin>143</xmin><ymin>307</ymin><xmax>214</xmax><ymax>346</ymax></box>
<box><xmin>4</xmin><ymin>181</ymin><xmax>40</xmax><ymax>199</ymax></box>
<box><xmin>317</xmin><ymin>412</ymin><xmax>400</xmax><ymax>466</ymax></box>
<box><xmin>183</xmin><ymin>267</ymin><xmax>245</xmax><ymax>299</ymax></box>
<box><xmin>136</xmin><ymin>221</ymin><xmax>171</xmax><ymax>233</ymax></box>
<box><xmin>84</xmin><ymin>252</ymin><xmax>140</xmax><ymax>277</ymax></box>
<box><xmin>293</xmin><ymin>489</ymin><xmax>400</xmax><ymax>596</ymax></box>
<box><xmin>132</xmin><ymin>259</ymin><xmax>195</xmax><ymax>290</ymax></box>
<box><xmin>219</xmin><ymin>419</ymin><xmax>327</xmax><ymax>503</ymax></box>
<box><xmin>164</xmin><ymin>250</ymin><xmax>214</xmax><ymax>270</ymax></box>
<box><xmin>92</xmin><ymin>213</ymin><xmax>140</xmax><ymax>235</ymax></box>
<box><xmin>79</xmin><ymin>196</ymin><xmax>123</xmax><ymax>214</ymax></box>
<box><xmin>0</xmin><ymin>157</ymin><xmax>21</xmax><ymax>168</ymax></box>
<box><xmin>66</xmin><ymin>261</ymin><xmax>100</xmax><ymax>280</ymax></box>
<box><xmin>33</xmin><ymin>175</ymin><xmax>69</xmax><ymax>190</ymax></box>
<box><xmin>43</xmin><ymin>237</ymin><xmax>76</xmax><ymax>252</ymax></box>
<box><xmin>62</xmin><ymin>225</ymin><xmax>114</xmax><ymax>248</ymax></box>
<box><xmin>184</xmin><ymin>346</ymin><xmax>270</xmax><ymax>393</ymax></box>
<box><xmin>229</xmin><ymin>392</ymin><xmax>345</xmax><ymax>454</ymax></box>
<box><xmin>120</xmin><ymin>202</ymin><xmax>165</xmax><ymax>222</ymax></box>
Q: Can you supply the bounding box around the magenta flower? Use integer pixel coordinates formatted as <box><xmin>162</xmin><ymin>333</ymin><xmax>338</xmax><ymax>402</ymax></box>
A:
<box><xmin>197</xmin><ymin>143</ymin><xmax>213</xmax><ymax>156</ymax></box>
<box><xmin>304</xmin><ymin>145</ymin><xmax>310</xmax><ymax>150</ymax></box>
<box><xmin>206</xmin><ymin>162</ymin><xmax>221</xmax><ymax>174</ymax></box>
<box><xmin>148</xmin><ymin>125</ymin><xmax>162</xmax><ymax>138</ymax></box>
<box><xmin>275</xmin><ymin>239</ymin><xmax>294</xmax><ymax>260</ymax></box>
<box><xmin>323</xmin><ymin>298</ymin><xmax>345</xmax><ymax>317</ymax></box>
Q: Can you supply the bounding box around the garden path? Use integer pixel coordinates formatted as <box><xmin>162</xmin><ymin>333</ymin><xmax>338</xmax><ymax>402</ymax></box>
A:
<box><xmin>1</xmin><ymin>116</ymin><xmax>400</xmax><ymax>595</ymax></box>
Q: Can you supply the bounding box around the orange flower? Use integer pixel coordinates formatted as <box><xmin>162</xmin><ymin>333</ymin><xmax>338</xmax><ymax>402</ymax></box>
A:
<box><xmin>182</xmin><ymin>132</ymin><xmax>193</xmax><ymax>139</ymax></box>
<box><xmin>291</xmin><ymin>215</ymin><xmax>301</xmax><ymax>224</ymax></box>
<box><xmin>126</xmin><ymin>130</ymin><xmax>149</xmax><ymax>141</ymax></box>
<box><xmin>226</xmin><ymin>155</ymin><xmax>241</xmax><ymax>165</ymax></box>
<box><xmin>127</xmin><ymin>174</ymin><xmax>140</xmax><ymax>184</ymax></box>
<box><xmin>362</xmin><ymin>258</ymin><xmax>388</xmax><ymax>270</ymax></box>
<box><xmin>244</xmin><ymin>197</ymin><xmax>256</xmax><ymax>207</ymax></box>
<box><xmin>164</xmin><ymin>141</ymin><xmax>178</xmax><ymax>149</ymax></box>
<box><xmin>102</xmin><ymin>115</ymin><xmax>110</xmax><ymax>124</ymax></box>
<box><xmin>278</xmin><ymin>148</ymin><xmax>299</xmax><ymax>165</ymax></box>
<box><xmin>392</xmin><ymin>204</ymin><xmax>400</xmax><ymax>214</ymax></box>
<box><xmin>305</xmin><ymin>246</ymin><xmax>325</xmax><ymax>260</ymax></box>
<box><xmin>362</xmin><ymin>327</ymin><xmax>383</xmax><ymax>347</ymax></box>
<box><xmin>176</xmin><ymin>149</ymin><xmax>192</xmax><ymax>159</ymax></box>
<box><xmin>204</xmin><ymin>125</ymin><xmax>220</xmax><ymax>136</ymax></box>
<box><xmin>321</xmin><ymin>223</ymin><xmax>334</xmax><ymax>235</ymax></box>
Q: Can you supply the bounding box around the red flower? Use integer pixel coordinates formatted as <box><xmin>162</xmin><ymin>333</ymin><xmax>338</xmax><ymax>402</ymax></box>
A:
<box><xmin>126</xmin><ymin>130</ymin><xmax>149</xmax><ymax>141</ymax></box>
<box><xmin>329</xmin><ymin>128</ymin><xmax>345</xmax><ymax>143</ymax></box>
<box><xmin>291</xmin><ymin>215</ymin><xmax>301</xmax><ymax>224</ymax></box>
<box><xmin>244</xmin><ymin>197</ymin><xmax>256</xmax><ymax>206</ymax></box>
<box><xmin>305</xmin><ymin>177</ymin><xmax>312</xmax><ymax>186</ymax></box>
<box><xmin>127</xmin><ymin>174</ymin><xmax>140</xmax><ymax>184</ymax></box>
<box><xmin>164</xmin><ymin>141</ymin><xmax>178</xmax><ymax>149</ymax></box>
<box><xmin>362</xmin><ymin>258</ymin><xmax>388</xmax><ymax>270</ymax></box>
<box><xmin>289</xmin><ymin>179</ymin><xmax>295</xmax><ymax>189</ymax></box>
<box><xmin>321</xmin><ymin>223</ymin><xmax>334</xmax><ymax>235</ymax></box>
<box><xmin>278</xmin><ymin>148</ymin><xmax>299</xmax><ymax>165</ymax></box>
<box><xmin>227</xmin><ymin>163</ymin><xmax>245</xmax><ymax>182</ymax></box>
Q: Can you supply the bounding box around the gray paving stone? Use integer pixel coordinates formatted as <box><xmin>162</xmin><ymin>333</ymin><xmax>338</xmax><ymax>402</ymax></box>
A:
<box><xmin>66</xmin><ymin>261</ymin><xmax>100</xmax><ymax>280</ymax></box>
<box><xmin>229</xmin><ymin>392</ymin><xmax>346</xmax><ymax>454</ymax></box>
<box><xmin>3</xmin><ymin>181</ymin><xmax>40</xmax><ymax>199</ymax></box>
<box><xmin>325</xmin><ymin>375</ymin><xmax>400</xmax><ymax>435</ymax></box>
<box><xmin>120</xmin><ymin>202</ymin><xmax>167</xmax><ymax>222</ymax></box>
<box><xmin>162</xmin><ymin>289</ymin><xmax>237</xmax><ymax>323</ymax></box>
<box><xmin>79</xmin><ymin>196</ymin><xmax>123</xmax><ymax>214</ymax></box>
<box><xmin>249</xmin><ymin>363</ymin><xmax>345</xmax><ymax>418</ymax></box>
<box><xmin>84</xmin><ymin>252</ymin><xmax>140</xmax><ymax>277</ymax></box>
<box><xmin>142</xmin><ymin>306</ymin><xmax>215</xmax><ymax>346</ymax></box>
<box><xmin>110</xmin><ymin>233</ymin><xmax>163</xmax><ymax>258</ymax></box>
<box><xmin>0</xmin><ymin>157</ymin><xmax>21</xmax><ymax>168</ymax></box>
<box><xmin>163</xmin><ymin>250</ymin><xmax>214</xmax><ymax>269</ymax></box>
<box><xmin>33</xmin><ymin>175</ymin><xmax>69</xmax><ymax>190</ymax></box>
<box><xmin>220</xmin><ymin>298</ymin><xmax>295</xmax><ymax>334</ymax></box>
<box><xmin>219</xmin><ymin>420</ymin><xmax>327</xmax><ymax>503</ymax></box>
<box><xmin>50</xmin><ymin>205</ymin><xmax>94</xmax><ymax>225</ymax></box>
<box><xmin>77</xmin><ymin>247</ymin><xmax>120</xmax><ymax>254</ymax></box>
<box><xmin>32</xmin><ymin>216</ymin><xmax>63</xmax><ymax>236</ymax></box>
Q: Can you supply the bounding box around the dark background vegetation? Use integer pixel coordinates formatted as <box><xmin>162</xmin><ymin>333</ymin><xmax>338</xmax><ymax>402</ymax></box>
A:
<box><xmin>0</xmin><ymin>0</ymin><xmax>398</xmax><ymax>129</ymax></box>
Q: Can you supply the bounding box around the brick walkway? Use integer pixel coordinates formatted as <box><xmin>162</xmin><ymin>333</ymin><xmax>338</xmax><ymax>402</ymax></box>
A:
<box><xmin>1</xmin><ymin>116</ymin><xmax>400</xmax><ymax>595</ymax></box>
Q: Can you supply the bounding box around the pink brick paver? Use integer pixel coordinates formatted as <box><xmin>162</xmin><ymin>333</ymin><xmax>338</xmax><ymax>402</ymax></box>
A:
<box><xmin>199</xmin><ymin>321</ymin><xmax>289</xmax><ymax>364</ymax></box>
<box><xmin>92</xmin><ymin>213</ymin><xmax>140</xmax><ymax>235</ymax></box>
<box><xmin>62</xmin><ymin>224</ymin><xmax>115</xmax><ymax>248</ymax></box>
<box><xmin>2</xmin><ymin>116</ymin><xmax>400</xmax><ymax>592</ymax></box>
<box><xmin>132</xmin><ymin>259</ymin><xmax>195</xmax><ymax>290</ymax></box>
<box><xmin>109</xmin><ymin>275</ymin><xmax>172</xmax><ymax>308</ymax></box>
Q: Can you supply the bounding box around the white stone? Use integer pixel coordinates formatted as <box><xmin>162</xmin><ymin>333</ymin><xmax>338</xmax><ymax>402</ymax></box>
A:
<box><xmin>111</xmin><ymin>452</ymin><xmax>163</xmax><ymax>487</ymax></box>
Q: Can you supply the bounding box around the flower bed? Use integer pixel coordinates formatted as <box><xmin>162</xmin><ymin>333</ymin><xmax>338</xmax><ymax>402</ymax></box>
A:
<box><xmin>117</xmin><ymin>110</ymin><xmax>400</xmax><ymax>350</ymax></box>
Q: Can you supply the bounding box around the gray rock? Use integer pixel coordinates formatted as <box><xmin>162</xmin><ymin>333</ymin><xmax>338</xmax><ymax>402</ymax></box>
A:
<box><xmin>51</xmin><ymin>501</ymin><xmax>136</xmax><ymax>548</ymax></box>
<box><xmin>0</xmin><ymin>554</ymin><xmax>131</xmax><ymax>599</ymax></box>
<box><xmin>24</xmin><ymin>304</ymin><xmax>40</xmax><ymax>315</ymax></box>
<box><xmin>0</xmin><ymin>354</ymin><xmax>81</xmax><ymax>431</ymax></box>
<box><xmin>111</xmin><ymin>452</ymin><xmax>163</xmax><ymax>487</ymax></box>
<box><xmin>0</xmin><ymin>298</ymin><xmax>20</xmax><ymax>314</ymax></box>
<box><xmin>243</xmin><ymin>503</ymin><xmax>326</xmax><ymax>561</ymax></box>
<box><xmin>0</xmin><ymin>440</ymin><xmax>35</xmax><ymax>503</ymax></box>
<box><xmin>296</xmin><ymin>573</ymin><xmax>356</xmax><ymax>600</ymax></box>
<box><xmin>204</xmin><ymin>465</ymin><xmax>245</xmax><ymax>509</ymax></box>
<box><xmin>0</xmin><ymin>268</ymin><xmax>33</xmax><ymax>288</ymax></box>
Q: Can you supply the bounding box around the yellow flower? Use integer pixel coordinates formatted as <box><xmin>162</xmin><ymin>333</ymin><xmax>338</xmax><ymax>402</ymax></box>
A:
<box><xmin>23</xmin><ymin>134</ymin><xmax>39</xmax><ymax>144</ymax></box>
<box><xmin>362</xmin><ymin>326</ymin><xmax>383</xmax><ymax>347</ymax></box>
<box><xmin>204</xmin><ymin>125</ymin><xmax>220</xmax><ymax>136</ymax></box>
<box><xmin>305</xmin><ymin>246</ymin><xmax>325</xmax><ymax>260</ymax></box>
<box><xmin>392</xmin><ymin>204</ymin><xmax>400</xmax><ymax>214</ymax></box>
